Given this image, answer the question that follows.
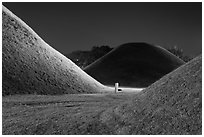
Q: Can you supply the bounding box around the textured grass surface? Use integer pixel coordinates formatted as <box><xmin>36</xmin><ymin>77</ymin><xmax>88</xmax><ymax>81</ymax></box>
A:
<box><xmin>2</xmin><ymin>92</ymin><xmax>139</xmax><ymax>135</ymax></box>
<box><xmin>2</xmin><ymin>5</ymin><xmax>106</xmax><ymax>96</ymax></box>
<box><xmin>99</xmin><ymin>55</ymin><xmax>202</xmax><ymax>135</ymax></box>
<box><xmin>85</xmin><ymin>43</ymin><xmax>184</xmax><ymax>88</ymax></box>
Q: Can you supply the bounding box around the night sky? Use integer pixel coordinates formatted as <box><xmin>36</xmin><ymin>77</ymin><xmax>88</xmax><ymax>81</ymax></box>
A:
<box><xmin>3</xmin><ymin>2</ymin><xmax>202</xmax><ymax>56</ymax></box>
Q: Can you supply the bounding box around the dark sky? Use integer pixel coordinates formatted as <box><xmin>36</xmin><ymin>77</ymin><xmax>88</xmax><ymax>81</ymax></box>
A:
<box><xmin>3</xmin><ymin>2</ymin><xmax>202</xmax><ymax>56</ymax></box>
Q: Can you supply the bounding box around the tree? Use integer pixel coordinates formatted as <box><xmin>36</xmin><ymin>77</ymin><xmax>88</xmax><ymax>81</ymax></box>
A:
<box><xmin>166</xmin><ymin>46</ymin><xmax>193</xmax><ymax>62</ymax></box>
<box><xmin>65</xmin><ymin>45</ymin><xmax>113</xmax><ymax>69</ymax></box>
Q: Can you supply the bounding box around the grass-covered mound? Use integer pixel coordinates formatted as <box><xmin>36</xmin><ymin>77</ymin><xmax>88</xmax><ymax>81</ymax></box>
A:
<box><xmin>99</xmin><ymin>54</ymin><xmax>202</xmax><ymax>134</ymax></box>
<box><xmin>2</xmin><ymin>5</ymin><xmax>107</xmax><ymax>96</ymax></box>
<box><xmin>85</xmin><ymin>42</ymin><xmax>185</xmax><ymax>88</ymax></box>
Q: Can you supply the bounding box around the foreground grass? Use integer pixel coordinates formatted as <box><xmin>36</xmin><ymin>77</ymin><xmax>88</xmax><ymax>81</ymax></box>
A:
<box><xmin>2</xmin><ymin>92</ymin><xmax>139</xmax><ymax>135</ymax></box>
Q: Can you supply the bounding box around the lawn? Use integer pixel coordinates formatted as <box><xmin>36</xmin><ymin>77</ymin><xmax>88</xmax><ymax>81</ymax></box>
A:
<box><xmin>2</xmin><ymin>92</ymin><xmax>139</xmax><ymax>134</ymax></box>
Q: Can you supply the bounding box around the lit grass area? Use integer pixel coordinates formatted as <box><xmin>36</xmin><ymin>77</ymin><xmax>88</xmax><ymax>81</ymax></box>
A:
<box><xmin>2</xmin><ymin>5</ymin><xmax>107</xmax><ymax>96</ymax></box>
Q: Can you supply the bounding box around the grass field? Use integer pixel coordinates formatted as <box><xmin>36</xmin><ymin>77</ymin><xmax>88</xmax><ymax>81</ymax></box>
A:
<box><xmin>2</xmin><ymin>92</ymin><xmax>140</xmax><ymax>135</ymax></box>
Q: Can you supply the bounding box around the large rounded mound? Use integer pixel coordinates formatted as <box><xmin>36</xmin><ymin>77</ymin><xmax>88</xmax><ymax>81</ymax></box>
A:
<box><xmin>99</xmin><ymin>55</ymin><xmax>202</xmax><ymax>134</ymax></box>
<box><xmin>84</xmin><ymin>42</ymin><xmax>185</xmax><ymax>88</ymax></box>
<box><xmin>2</xmin><ymin>5</ymin><xmax>107</xmax><ymax>96</ymax></box>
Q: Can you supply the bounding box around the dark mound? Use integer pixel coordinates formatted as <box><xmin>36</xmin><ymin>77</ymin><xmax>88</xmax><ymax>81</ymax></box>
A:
<box><xmin>84</xmin><ymin>43</ymin><xmax>185</xmax><ymax>87</ymax></box>
<box><xmin>99</xmin><ymin>55</ymin><xmax>202</xmax><ymax>134</ymax></box>
<box><xmin>2</xmin><ymin>5</ymin><xmax>107</xmax><ymax>96</ymax></box>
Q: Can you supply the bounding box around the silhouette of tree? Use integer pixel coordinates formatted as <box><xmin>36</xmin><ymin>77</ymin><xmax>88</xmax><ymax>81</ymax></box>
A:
<box><xmin>65</xmin><ymin>45</ymin><xmax>113</xmax><ymax>68</ymax></box>
<box><xmin>166</xmin><ymin>46</ymin><xmax>194</xmax><ymax>62</ymax></box>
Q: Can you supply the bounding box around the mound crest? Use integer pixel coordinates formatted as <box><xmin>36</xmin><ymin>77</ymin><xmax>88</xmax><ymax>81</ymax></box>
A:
<box><xmin>85</xmin><ymin>42</ymin><xmax>185</xmax><ymax>88</ymax></box>
<box><xmin>100</xmin><ymin>55</ymin><xmax>202</xmax><ymax>134</ymax></box>
<box><xmin>2</xmin><ymin>5</ymin><xmax>107</xmax><ymax>95</ymax></box>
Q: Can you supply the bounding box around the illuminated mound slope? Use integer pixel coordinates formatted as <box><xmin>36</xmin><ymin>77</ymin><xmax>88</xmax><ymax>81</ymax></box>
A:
<box><xmin>2</xmin><ymin>5</ymin><xmax>107</xmax><ymax>95</ymax></box>
<box><xmin>85</xmin><ymin>43</ymin><xmax>185</xmax><ymax>88</ymax></box>
<box><xmin>99</xmin><ymin>55</ymin><xmax>202</xmax><ymax>134</ymax></box>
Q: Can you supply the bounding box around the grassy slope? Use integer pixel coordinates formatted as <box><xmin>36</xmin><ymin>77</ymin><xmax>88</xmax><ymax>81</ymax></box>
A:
<box><xmin>3</xmin><ymin>55</ymin><xmax>201</xmax><ymax>135</ymax></box>
<box><xmin>2</xmin><ymin>5</ymin><xmax>106</xmax><ymax>95</ymax></box>
<box><xmin>99</xmin><ymin>54</ymin><xmax>202</xmax><ymax>134</ymax></box>
<box><xmin>85</xmin><ymin>43</ymin><xmax>184</xmax><ymax>88</ymax></box>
